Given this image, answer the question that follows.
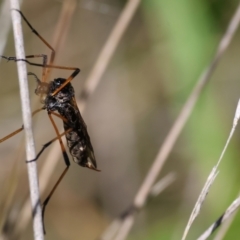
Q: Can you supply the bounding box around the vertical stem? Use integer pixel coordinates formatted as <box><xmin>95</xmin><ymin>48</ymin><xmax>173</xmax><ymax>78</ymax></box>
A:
<box><xmin>10</xmin><ymin>0</ymin><xmax>44</xmax><ymax>239</ymax></box>
<box><xmin>82</xmin><ymin>0</ymin><xmax>141</xmax><ymax>102</ymax></box>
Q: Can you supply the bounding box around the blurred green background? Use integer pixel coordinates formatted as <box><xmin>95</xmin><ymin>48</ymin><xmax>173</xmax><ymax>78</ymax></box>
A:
<box><xmin>0</xmin><ymin>0</ymin><xmax>240</xmax><ymax>239</ymax></box>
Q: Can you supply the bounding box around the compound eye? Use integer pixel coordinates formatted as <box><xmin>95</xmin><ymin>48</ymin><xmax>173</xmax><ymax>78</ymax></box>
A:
<box><xmin>56</xmin><ymin>80</ymin><xmax>62</xmax><ymax>86</ymax></box>
<box><xmin>55</xmin><ymin>78</ymin><xmax>65</xmax><ymax>86</ymax></box>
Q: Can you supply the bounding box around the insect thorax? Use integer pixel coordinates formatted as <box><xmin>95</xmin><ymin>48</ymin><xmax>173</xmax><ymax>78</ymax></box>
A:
<box><xmin>44</xmin><ymin>78</ymin><xmax>74</xmax><ymax>111</ymax></box>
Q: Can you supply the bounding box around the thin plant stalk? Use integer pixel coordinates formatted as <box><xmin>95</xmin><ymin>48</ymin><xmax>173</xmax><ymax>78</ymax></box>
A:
<box><xmin>46</xmin><ymin>0</ymin><xmax>77</xmax><ymax>80</ymax></box>
<box><xmin>113</xmin><ymin>2</ymin><xmax>240</xmax><ymax>240</ymax></box>
<box><xmin>213</xmin><ymin>212</ymin><xmax>237</xmax><ymax>240</ymax></box>
<box><xmin>13</xmin><ymin>0</ymin><xmax>76</xmax><ymax>236</ymax></box>
<box><xmin>197</xmin><ymin>195</ymin><xmax>240</xmax><ymax>240</ymax></box>
<box><xmin>99</xmin><ymin>173</ymin><xmax>176</xmax><ymax>240</ymax></box>
<box><xmin>182</xmin><ymin>99</ymin><xmax>240</xmax><ymax>240</ymax></box>
<box><xmin>9</xmin><ymin>0</ymin><xmax>44</xmax><ymax>239</ymax></box>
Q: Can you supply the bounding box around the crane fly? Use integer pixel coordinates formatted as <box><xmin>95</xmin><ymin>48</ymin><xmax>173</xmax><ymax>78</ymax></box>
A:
<box><xmin>0</xmin><ymin>9</ymin><xmax>100</xmax><ymax>233</ymax></box>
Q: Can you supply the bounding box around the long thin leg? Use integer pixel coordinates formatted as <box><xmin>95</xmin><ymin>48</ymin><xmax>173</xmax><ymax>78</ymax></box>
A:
<box><xmin>25</xmin><ymin>54</ymin><xmax>48</xmax><ymax>80</ymax></box>
<box><xmin>27</xmin><ymin>128</ymin><xmax>72</xmax><ymax>163</ymax></box>
<box><xmin>50</xmin><ymin>111</ymin><xmax>68</xmax><ymax>123</ymax></box>
<box><xmin>1</xmin><ymin>57</ymin><xmax>80</xmax><ymax>96</ymax></box>
<box><xmin>25</xmin><ymin>54</ymin><xmax>47</xmax><ymax>64</ymax></box>
<box><xmin>0</xmin><ymin>108</ymin><xmax>43</xmax><ymax>143</ymax></box>
<box><xmin>27</xmin><ymin>110</ymin><xmax>72</xmax><ymax>163</ymax></box>
<box><xmin>1</xmin><ymin>54</ymin><xmax>48</xmax><ymax>82</ymax></box>
<box><xmin>1</xmin><ymin>54</ymin><xmax>48</xmax><ymax>81</ymax></box>
<box><xmin>42</xmin><ymin>112</ymin><xmax>71</xmax><ymax>233</ymax></box>
<box><xmin>2</xmin><ymin>10</ymin><xmax>79</xmax><ymax>94</ymax></box>
<box><xmin>13</xmin><ymin>9</ymin><xmax>55</xmax><ymax>79</ymax></box>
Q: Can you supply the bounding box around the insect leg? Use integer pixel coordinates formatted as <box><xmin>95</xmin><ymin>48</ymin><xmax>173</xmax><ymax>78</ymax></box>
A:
<box><xmin>22</xmin><ymin>61</ymin><xmax>80</xmax><ymax>97</ymax></box>
<box><xmin>1</xmin><ymin>56</ymin><xmax>80</xmax><ymax>96</ymax></box>
<box><xmin>51</xmin><ymin>67</ymin><xmax>80</xmax><ymax>96</ymax></box>
<box><xmin>25</xmin><ymin>54</ymin><xmax>47</xmax><ymax>80</ymax></box>
<box><xmin>49</xmin><ymin>111</ymin><xmax>68</xmax><ymax>123</ymax></box>
<box><xmin>1</xmin><ymin>54</ymin><xmax>48</xmax><ymax>82</ymax></box>
<box><xmin>27</xmin><ymin>128</ymin><xmax>72</xmax><ymax>163</ymax></box>
<box><xmin>41</xmin><ymin>111</ymin><xmax>71</xmax><ymax>233</ymax></box>
<box><xmin>32</xmin><ymin>112</ymin><xmax>70</xmax><ymax>162</ymax></box>
<box><xmin>2</xmin><ymin>54</ymin><xmax>47</xmax><ymax>64</ymax></box>
<box><xmin>13</xmin><ymin>9</ymin><xmax>55</xmax><ymax>72</ymax></box>
<box><xmin>0</xmin><ymin>108</ymin><xmax>43</xmax><ymax>143</ymax></box>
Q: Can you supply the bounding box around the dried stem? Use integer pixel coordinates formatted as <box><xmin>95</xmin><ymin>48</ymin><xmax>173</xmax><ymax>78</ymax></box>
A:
<box><xmin>78</xmin><ymin>0</ymin><xmax>141</xmax><ymax>108</ymax></box>
<box><xmin>9</xmin><ymin>0</ymin><xmax>44</xmax><ymax>239</ymax></box>
<box><xmin>13</xmin><ymin>0</ymin><xmax>76</xmax><ymax>236</ymax></box>
<box><xmin>180</xmin><ymin>4</ymin><xmax>240</xmax><ymax>239</ymax></box>
<box><xmin>112</xmin><ymin>2</ymin><xmax>240</xmax><ymax>240</ymax></box>
<box><xmin>99</xmin><ymin>173</ymin><xmax>176</xmax><ymax>240</ymax></box>
<box><xmin>213</xmin><ymin>194</ymin><xmax>239</xmax><ymax>240</ymax></box>
<box><xmin>182</xmin><ymin>99</ymin><xmax>240</xmax><ymax>240</ymax></box>
<box><xmin>46</xmin><ymin>0</ymin><xmax>77</xmax><ymax>80</ymax></box>
<box><xmin>197</xmin><ymin>195</ymin><xmax>240</xmax><ymax>240</ymax></box>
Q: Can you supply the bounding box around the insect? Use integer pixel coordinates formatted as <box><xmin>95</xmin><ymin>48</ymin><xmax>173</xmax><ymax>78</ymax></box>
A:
<box><xmin>0</xmin><ymin>10</ymin><xmax>100</xmax><ymax>233</ymax></box>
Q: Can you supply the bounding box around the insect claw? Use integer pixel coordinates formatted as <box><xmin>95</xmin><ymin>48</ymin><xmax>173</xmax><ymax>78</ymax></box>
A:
<box><xmin>26</xmin><ymin>158</ymin><xmax>37</xmax><ymax>163</ymax></box>
<box><xmin>28</xmin><ymin>72</ymin><xmax>41</xmax><ymax>83</ymax></box>
<box><xmin>0</xmin><ymin>56</ymin><xmax>17</xmax><ymax>62</ymax></box>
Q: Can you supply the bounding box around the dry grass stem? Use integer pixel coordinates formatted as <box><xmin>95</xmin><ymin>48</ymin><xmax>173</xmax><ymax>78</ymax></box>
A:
<box><xmin>213</xmin><ymin>211</ymin><xmax>237</xmax><ymax>240</ymax></box>
<box><xmin>99</xmin><ymin>220</ymin><xmax>122</xmax><ymax>240</ymax></box>
<box><xmin>113</xmin><ymin>2</ymin><xmax>240</xmax><ymax>239</ymax></box>
<box><xmin>114</xmin><ymin>216</ymin><xmax>135</xmax><ymax>240</ymax></box>
<box><xmin>46</xmin><ymin>0</ymin><xmax>77</xmax><ymax>80</ymax></box>
<box><xmin>9</xmin><ymin>0</ymin><xmax>44</xmax><ymax>239</ymax></box>
<box><xmin>197</xmin><ymin>196</ymin><xmax>240</xmax><ymax>240</ymax></box>
<box><xmin>213</xmin><ymin>193</ymin><xmax>240</xmax><ymax>240</ymax></box>
<box><xmin>150</xmin><ymin>172</ymin><xmax>177</xmax><ymax>197</ymax></box>
<box><xmin>13</xmin><ymin>0</ymin><xmax>76</xmax><ymax>235</ymax></box>
<box><xmin>182</xmin><ymin>99</ymin><xmax>240</xmax><ymax>240</ymax></box>
<box><xmin>78</xmin><ymin>0</ymin><xmax>141</xmax><ymax>107</ymax></box>
<box><xmin>99</xmin><ymin>173</ymin><xmax>176</xmax><ymax>240</ymax></box>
